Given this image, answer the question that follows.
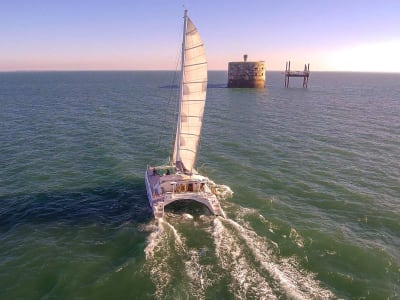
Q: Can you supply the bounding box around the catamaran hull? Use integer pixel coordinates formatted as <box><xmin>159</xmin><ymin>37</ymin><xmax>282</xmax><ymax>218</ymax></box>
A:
<box><xmin>145</xmin><ymin>168</ymin><xmax>224</xmax><ymax>219</ymax></box>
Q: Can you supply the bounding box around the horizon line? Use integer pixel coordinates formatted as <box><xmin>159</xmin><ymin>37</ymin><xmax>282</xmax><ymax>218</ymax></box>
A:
<box><xmin>1</xmin><ymin>69</ymin><xmax>399</xmax><ymax>74</ymax></box>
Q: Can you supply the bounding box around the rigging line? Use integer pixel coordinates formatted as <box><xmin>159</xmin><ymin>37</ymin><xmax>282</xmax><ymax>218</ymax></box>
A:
<box><xmin>157</xmin><ymin>47</ymin><xmax>181</xmax><ymax>150</ymax></box>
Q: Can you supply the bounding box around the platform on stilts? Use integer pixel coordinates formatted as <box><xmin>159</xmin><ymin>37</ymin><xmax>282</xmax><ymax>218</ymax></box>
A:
<box><xmin>284</xmin><ymin>61</ymin><xmax>310</xmax><ymax>88</ymax></box>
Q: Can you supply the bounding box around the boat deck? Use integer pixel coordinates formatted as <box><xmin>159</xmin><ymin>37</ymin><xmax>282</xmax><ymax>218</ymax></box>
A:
<box><xmin>145</xmin><ymin>168</ymin><xmax>224</xmax><ymax>219</ymax></box>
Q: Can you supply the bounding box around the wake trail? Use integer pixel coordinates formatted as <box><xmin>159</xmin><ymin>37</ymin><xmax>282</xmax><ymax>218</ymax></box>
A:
<box><xmin>219</xmin><ymin>217</ymin><xmax>336</xmax><ymax>299</ymax></box>
<box><xmin>213</xmin><ymin>217</ymin><xmax>277</xmax><ymax>299</ymax></box>
<box><xmin>163</xmin><ymin>219</ymin><xmax>184</xmax><ymax>248</ymax></box>
<box><xmin>142</xmin><ymin>181</ymin><xmax>335</xmax><ymax>299</ymax></box>
<box><xmin>144</xmin><ymin>218</ymin><xmax>165</xmax><ymax>259</ymax></box>
<box><xmin>142</xmin><ymin>181</ymin><xmax>234</xmax><ymax>299</ymax></box>
<box><xmin>142</xmin><ymin>219</ymin><xmax>168</xmax><ymax>298</ymax></box>
<box><xmin>143</xmin><ymin>217</ymin><xmax>212</xmax><ymax>299</ymax></box>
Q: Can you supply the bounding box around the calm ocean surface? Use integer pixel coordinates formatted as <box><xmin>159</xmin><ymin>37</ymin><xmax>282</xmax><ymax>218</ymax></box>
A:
<box><xmin>0</xmin><ymin>71</ymin><xmax>399</xmax><ymax>299</ymax></box>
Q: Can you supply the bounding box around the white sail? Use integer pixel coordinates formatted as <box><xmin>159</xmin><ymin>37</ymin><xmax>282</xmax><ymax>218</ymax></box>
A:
<box><xmin>173</xmin><ymin>14</ymin><xmax>207</xmax><ymax>173</ymax></box>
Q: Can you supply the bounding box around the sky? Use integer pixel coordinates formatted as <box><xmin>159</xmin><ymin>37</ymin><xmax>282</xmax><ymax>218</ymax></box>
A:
<box><xmin>1</xmin><ymin>0</ymin><xmax>400</xmax><ymax>72</ymax></box>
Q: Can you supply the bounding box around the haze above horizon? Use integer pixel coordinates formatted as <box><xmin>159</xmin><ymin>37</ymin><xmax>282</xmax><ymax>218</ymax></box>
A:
<box><xmin>2</xmin><ymin>0</ymin><xmax>400</xmax><ymax>73</ymax></box>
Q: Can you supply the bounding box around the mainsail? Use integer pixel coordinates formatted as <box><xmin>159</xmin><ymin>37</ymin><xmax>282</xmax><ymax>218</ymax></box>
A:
<box><xmin>173</xmin><ymin>12</ymin><xmax>208</xmax><ymax>173</ymax></box>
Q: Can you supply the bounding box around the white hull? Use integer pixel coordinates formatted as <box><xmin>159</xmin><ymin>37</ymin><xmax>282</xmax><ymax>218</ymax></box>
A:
<box><xmin>145</xmin><ymin>166</ymin><xmax>224</xmax><ymax>219</ymax></box>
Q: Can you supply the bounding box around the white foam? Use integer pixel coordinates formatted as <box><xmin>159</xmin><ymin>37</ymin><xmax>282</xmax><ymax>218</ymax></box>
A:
<box><xmin>206</xmin><ymin>178</ymin><xmax>234</xmax><ymax>200</ymax></box>
<box><xmin>144</xmin><ymin>218</ymin><xmax>165</xmax><ymax>259</ymax></box>
<box><xmin>184</xmin><ymin>249</ymin><xmax>211</xmax><ymax>299</ymax></box>
<box><xmin>144</xmin><ymin>218</ymin><xmax>212</xmax><ymax>299</ymax></box>
<box><xmin>225</xmin><ymin>204</ymin><xmax>335</xmax><ymax>298</ymax></box>
<box><xmin>258</xmin><ymin>213</ymin><xmax>280</xmax><ymax>234</ymax></box>
<box><xmin>163</xmin><ymin>219</ymin><xmax>184</xmax><ymax>247</ymax></box>
<box><xmin>289</xmin><ymin>227</ymin><xmax>304</xmax><ymax>248</ymax></box>
<box><xmin>137</xmin><ymin>222</ymin><xmax>158</xmax><ymax>233</ymax></box>
<box><xmin>182</xmin><ymin>213</ymin><xmax>194</xmax><ymax>220</ymax></box>
<box><xmin>115</xmin><ymin>261</ymin><xmax>129</xmax><ymax>273</ymax></box>
<box><xmin>142</xmin><ymin>200</ymin><xmax>335</xmax><ymax>299</ymax></box>
<box><xmin>213</xmin><ymin>218</ymin><xmax>277</xmax><ymax>299</ymax></box>
<box><xmin>143</xmin><ymin>219</ymin><xmax>172</xmax><ymax>299</ymax></box>
<box><xmin>225</xmin><ymin>218</ymin><xmax>335</xmax><ymax>299</ymax></box>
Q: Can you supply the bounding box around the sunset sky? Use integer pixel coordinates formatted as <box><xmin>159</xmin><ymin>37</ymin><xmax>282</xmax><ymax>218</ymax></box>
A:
<box><xmin>1</xmin><ymin>0</ymin><xmax>399</xmax><ymax>72</ymax></box>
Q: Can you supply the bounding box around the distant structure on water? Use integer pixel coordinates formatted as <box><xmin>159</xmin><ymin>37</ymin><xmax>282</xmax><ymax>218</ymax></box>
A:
<box><xmin>227</xmin><ymin>55</ymin><xmax>265</xmax><ymax>88</ymax></box>
<box><xmin>284</xmin><ymin>61</ymin><xmax>310</xmax><ymax>88</ymax></box>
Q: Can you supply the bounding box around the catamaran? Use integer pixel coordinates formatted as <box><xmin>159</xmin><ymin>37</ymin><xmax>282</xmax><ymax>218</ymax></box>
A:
<box><xmin>145</xmin><ymin>10</ymin><xmax>224</xmax><ymax>219</ymax></box>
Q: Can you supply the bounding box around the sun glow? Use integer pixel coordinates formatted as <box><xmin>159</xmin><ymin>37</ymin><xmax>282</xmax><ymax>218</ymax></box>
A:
<box><xmin>328</xmin><ymin>40</ymin><xmax>400</xmax><ymax>73</ymax></box>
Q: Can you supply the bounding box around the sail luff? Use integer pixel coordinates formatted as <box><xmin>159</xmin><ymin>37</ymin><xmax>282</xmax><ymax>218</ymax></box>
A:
<box><xmin>173</xmin><ymin>12</ymin><xmax>207</xmax><ymax>173</ymax></box>
<box><xmin>174</xmin><ymin>10</ymin><xmax>188</xmax><ymax>167</ymax></box>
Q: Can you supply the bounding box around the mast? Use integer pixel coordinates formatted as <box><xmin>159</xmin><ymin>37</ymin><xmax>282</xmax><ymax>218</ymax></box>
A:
<box><xmin>175</xmin><ymin>9</ymin><xmax>188</xmax><ymax>170</ymax></box>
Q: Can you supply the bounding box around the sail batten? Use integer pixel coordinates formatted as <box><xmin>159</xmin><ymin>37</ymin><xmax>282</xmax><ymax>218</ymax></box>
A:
<box><xmin>185</xmin><ymin>63</ymin><xmax>207</xmax><ymax>68</ymax></box>
<box><xmin>180</xmin><ymin>132</ymin><xmax>201</xmax><ymax>136</ymax></box>
<box><xmin>186</xmin><ymin>44</ymin><xmax>204</xmax><ymax>51</ymax></box>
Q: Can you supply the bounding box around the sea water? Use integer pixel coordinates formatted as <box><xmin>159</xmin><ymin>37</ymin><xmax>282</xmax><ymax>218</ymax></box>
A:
<box><xmin>0</xmin><ymin>71</ymin><xmax>399</xmax><ymax>299</ymax></box>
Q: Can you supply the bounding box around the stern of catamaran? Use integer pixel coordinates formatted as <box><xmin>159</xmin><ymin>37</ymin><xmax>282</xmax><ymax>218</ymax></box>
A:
<box><xmin>145</xmin><ymin>165</ymin><xmax>224</xmax><ymax>219</ymax></box>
